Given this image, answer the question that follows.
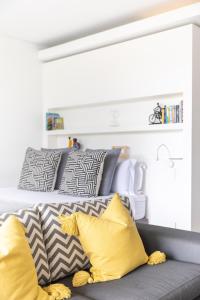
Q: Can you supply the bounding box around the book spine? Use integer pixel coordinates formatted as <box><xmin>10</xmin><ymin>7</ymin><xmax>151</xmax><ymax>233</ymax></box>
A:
<box><xmin>173</xmin><ymin>106</ymin><xmax>176</xmax><ymax>123</ymax></box>
<box><xmin>161</xmin><ymin>108</ymin><xmax>165</xmax><ymax>124</ymax></box>
<box><xmin>172</xmin><ymin>106</ymin><xmax>175</xmax><ymax>123</ymax></box>
<box><xmin>164</xmin><ymin>106</ymin><xmax>167</xmax><ymax>124</ymax></box>
<box><xmin>46</xmin><ymin>113</ymin><xmax>53</xmax><ymax>131</ymax></box>
<box><xmin>169</xmin><ymin>106</ymin><xmax>171</xmax><ymax>123</ymax></box>
<box><xmin>53</xmin><ymin>113</ymin><xmax>60</xmax><ymax>130</ymax></box>
<box><xmin>175</xmin><ymin>105</ymin><xmax>178</xmax><ymax>123</ymax></box>
<box><xmin>46</xmin><ymin>113</ymin><xmax>49</xmax><ymax>130</ymax></box>
<box><xmin>167</xmin><ymin>107</ymin><xmax>170</xmax><ymax>124</ymax></box>
<box><xmin>180</xmin><ymin>100</ymin><xmax>183</xmax><ymax>123</ymax></box>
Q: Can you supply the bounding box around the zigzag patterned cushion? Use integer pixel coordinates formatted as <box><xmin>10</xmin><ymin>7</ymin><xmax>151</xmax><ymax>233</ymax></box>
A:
<box><xmin>18</xmin><ymin>147</ymin><xmax>62</xmax><ymax>192</ymax></box>
<box><xmin>0</xmin><ymin>207</ymin><xmax>51</xmax><ymax>285</ymax></box>
<box><xmin>37</xmin><ymin>195</ymin><xmax>131</xmax><ymax>281</ymax></box>
<box><xmin>59</xmin><ymin>150</ymin><xmax>107</xmax><ymax>197</ymax></box>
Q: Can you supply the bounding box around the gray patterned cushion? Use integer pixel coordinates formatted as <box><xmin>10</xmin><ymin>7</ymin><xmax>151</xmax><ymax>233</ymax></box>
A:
<box><xmin>59</xmin><ymin>150</ymin><xmax>107</xmax><ymax>197</ymax></box>
<box><xmin>41</xmin><ymin>148</ymin><xmax>73</xmax><ymax>190</ymax></box>
<box><xmin>37</xmin><ymin>196</ymin><xmax>131</xmax><ymax>282</ymax></box>
<box><xmin>0</xmin><ymin>207</ymin><xmax>50</xmax><ymax>285</ymax></box>
<box><xmin>18</xmin><ymin>147</ymin><xmax>62</xmax><ymax>192</ymax></box>
<box><xmin>86</xmin><ymin>148</ymin><xmax>121</xmax><ymax>196</ymax></box>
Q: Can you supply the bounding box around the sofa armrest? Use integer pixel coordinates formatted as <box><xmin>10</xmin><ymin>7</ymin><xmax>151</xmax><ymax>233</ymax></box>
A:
<box><xmin>137</xmin><ymin>222</ymin><xmax>200</xmax><ymax>265</ymax></box>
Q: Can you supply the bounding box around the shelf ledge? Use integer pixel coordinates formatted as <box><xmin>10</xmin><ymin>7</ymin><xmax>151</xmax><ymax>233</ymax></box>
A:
<box><xmin>46</xmin><ymin>123</ymin><xmax>183</xmax><ymax>136</ymax></box>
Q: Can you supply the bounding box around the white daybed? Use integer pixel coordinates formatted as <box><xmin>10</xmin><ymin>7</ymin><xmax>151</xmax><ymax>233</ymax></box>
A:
<box><xmin>0</xmin><ymin>187</ymin><xmax>146</xmax><ymax>220</ymax></box>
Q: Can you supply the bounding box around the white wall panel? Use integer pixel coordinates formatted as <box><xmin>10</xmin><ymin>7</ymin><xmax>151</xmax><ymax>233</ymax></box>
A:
<box><xmin>191</xmin><ymin>26</ymin><xmax>200</xmax><ymax>232</ymax></box>
<box><xmin>43</xmin><ymin>25</ymin><xmax>192</xmax><ymax>109</ymax></box>
<box><xmin>42</xmin><ymin>25</ymin><xmax>194</xmax><ymax>230</ymax></box>
<box><xmin>0</xmin><ymin>36</ymin><xmax>42</xmax><ymax>187</ymax></box>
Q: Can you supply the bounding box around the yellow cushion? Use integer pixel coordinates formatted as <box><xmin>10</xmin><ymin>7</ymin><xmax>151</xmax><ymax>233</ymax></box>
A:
<box><xmin>60</xmin><ymin>193</ymin><xmax>148</xmax><ymax>283</ymax></box>
<box><xmin>0</xmin><ymin>216</ymin><xmax>51</xmax><ymax>300</ymax></box>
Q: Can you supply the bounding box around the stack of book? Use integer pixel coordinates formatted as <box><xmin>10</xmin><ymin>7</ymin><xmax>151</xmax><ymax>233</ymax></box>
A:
<box><xmin>161</xmin><ymin>101</ymin><xmax>183</xmax><ymax>124</ymax></box>
<box><xmin>46</xmin><ymin>113</ymin><xmax>64</xmax><ymax>130</ymax></box>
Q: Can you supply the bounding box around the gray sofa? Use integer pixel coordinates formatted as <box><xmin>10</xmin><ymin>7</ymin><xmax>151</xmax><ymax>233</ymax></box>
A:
<box><xmin>1</xmin><ymin>197</ymin><xmax>200</xmax><ymax>299</ymax></box>
<box><xmin>56</xmin><ymin>223</ymin><xmax>200</xmax><ymax>300</ymax></box>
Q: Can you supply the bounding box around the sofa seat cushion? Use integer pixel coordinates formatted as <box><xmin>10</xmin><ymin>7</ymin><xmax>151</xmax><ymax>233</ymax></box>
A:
<box><xmin>64</xmin><ymin>295</ymin><xmax>92</xmax><ymax>300</ymax></box>
<box><xmin>57</xmin><ymin>260</ymin><xmax>200</xmax><ymax>300</ymax></box>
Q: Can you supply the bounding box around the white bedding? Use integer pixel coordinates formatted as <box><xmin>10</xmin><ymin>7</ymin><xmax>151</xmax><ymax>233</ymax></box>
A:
<box><xmin>0</xmin><ymin>187</ymin><xmax>146</xmax><ymax>220</ymax></box>
<box><xmin>0</xmin><ymin>187</ymin><xmax>115</xmax><ymax>213</ymax></box>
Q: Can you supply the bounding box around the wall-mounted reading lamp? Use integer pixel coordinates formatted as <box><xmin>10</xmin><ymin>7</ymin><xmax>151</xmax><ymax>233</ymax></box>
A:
<box><xmin>156</xmin><ymin>144</ymin><xmax>183</xmax><ymax>168</ymax></box>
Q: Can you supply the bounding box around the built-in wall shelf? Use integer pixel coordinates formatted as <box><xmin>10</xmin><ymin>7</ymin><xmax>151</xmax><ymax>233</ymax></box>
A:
<box><xmin>45</xmin><ymin>91</ymin><xmax>183</xmax><ymax>138</ymax></box>
<box><xmin>44</xmin><ymin>92</ymin><xmax>184</xmax><ymax>141</ymax></box>
<box><xmin>45</xmin><ymin>123</ymin><xmax>183</xmax><ymax>136</ymax></box>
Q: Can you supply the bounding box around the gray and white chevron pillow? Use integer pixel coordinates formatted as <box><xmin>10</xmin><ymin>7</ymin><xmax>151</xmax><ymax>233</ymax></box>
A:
<box><xmin>59</xmin><ymin>150</ymin><xmax>107</xmax><ymax>197</ymax></box>
<box><xmin>18</xmin><ymin>147</ymin><xmax>62</xmax><ymax>192</ymax></box>
<box><xmin>0</xmin><ymin>207</ymin><xmax>51</xmax><ymax>285</ymax></box>
<box><xmin>37</xmin><ymin>196</ymin><xmax>131</xmax><ymax>282</ymax></box>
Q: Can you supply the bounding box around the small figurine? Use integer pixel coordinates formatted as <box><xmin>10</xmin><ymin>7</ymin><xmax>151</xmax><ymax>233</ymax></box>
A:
<box><xmin>67</xmin><ymin>137</ymin><xmax>73</xmax><ymax>148</ymax></box>
<box><xmin>149</xmin><ymin>102</ymin><xmax>162</xmax><ymax>125</ymax></box>
<box><xmin>72</xmin><ymin>138</ymin><xmax>81</xmax><ymax>150</ymax></box>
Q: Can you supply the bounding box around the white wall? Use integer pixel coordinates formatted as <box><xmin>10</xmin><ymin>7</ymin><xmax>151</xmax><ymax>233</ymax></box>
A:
<box><xmin>43</xmin><ymin>25</ymin><xmax>191</xmax><ymax>108</ymax></box>
<box><xmin>0</xmin><ymin>36</ymin><xmax>42</xmax><ymax>187</ymax></box>
<box><xmin>43</xmin><ymin>25</ymin><xmax>194</xmax><ymax>230</ymax></box>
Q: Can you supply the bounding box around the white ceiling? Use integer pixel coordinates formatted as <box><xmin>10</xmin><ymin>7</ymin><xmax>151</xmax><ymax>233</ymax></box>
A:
<box><xmin>0</xmin><ymin>0</ymin><xmax>199</xmax><ymax>48</ymax></box>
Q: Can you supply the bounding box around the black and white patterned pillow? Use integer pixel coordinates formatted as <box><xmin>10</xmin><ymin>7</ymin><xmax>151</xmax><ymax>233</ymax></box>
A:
<box><xmin>59</xmin><ymin>150</ymin><xmax>107</xmax><ymax>197</ymax></box>
<box><xmin>0</xmin><ymin>207</ymin><xmax>51</xmax><ymax>285</ymax></box>
<box><xmin>37</xmin><ymin>195</ymin><xmax>131</xmax><ymax>282</ymax></box>
<box><xmin>18</xmin><ymin>147</ymin><xmax>62</xmax><ymax>192</ymax></box>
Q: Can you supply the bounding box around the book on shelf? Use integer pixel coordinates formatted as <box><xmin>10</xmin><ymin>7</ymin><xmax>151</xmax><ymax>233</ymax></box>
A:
<box><xmin>180</xmin><ymin>100</ymin><xmax>183</xmax><ymax>123</ymax></box>
<box><xmin>46</xmin><ymin>112</ymin><xmax>64</xmax><ymax>130</ymax></box>
<box><xmin>54</xmin><ymin>117</ymin><xmax>64</xmax><ymax>130</ymax></box>
<box><xmin>161</xmin><ymin>101</ymin><xmax>183</xmax><ymax>124</ymax></box>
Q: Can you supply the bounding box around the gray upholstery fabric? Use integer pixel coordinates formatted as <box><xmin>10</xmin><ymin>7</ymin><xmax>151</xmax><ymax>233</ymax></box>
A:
<box><xmin>42</xmin><ymin>148</ymin><xmax>72</xmax><ymax>189</ymax></box>
<box><xmin>86</xmin><ymin>148</ymin><xmax>121</xmax><ymax>196</ymax></box>
<box><xmin>67</xmin><ymin>296</ymin><xmax>92</xmax><ymax>300</ymax></box>
<box><xmin>137</xmin><ymin>223</ymin><xmax>200</xmax><ymax>265</ymax></box>
<box><xmin>57</xmin><ymin>260</ymin><xmax>200</xmax><ymax>300</ymax></box>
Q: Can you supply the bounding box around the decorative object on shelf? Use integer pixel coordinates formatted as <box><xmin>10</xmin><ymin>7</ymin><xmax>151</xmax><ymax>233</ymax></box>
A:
<box><xmin>109</xmin><ymin>109</ymin><xmax>120</xmax><ymax>127</ymax></box>
<box><xmin>112</xmin><ymin>146</ymin><xmax>129</xmax><ymax>159</ymax></box>
<box><xmin>149</xmin><ymin>101</ymin><xmax>183</xmax><ymax>125</ymax></box>
<box><xmin>67</xmin><ymin>137</ymin><xmax>73</xmax><ymax>148</ymax></box>
<box><xmin>46</xmin><ymin>112</ymin><xmax>64</xmax><ymax>130</ymax></box>
<box><xmin>72</xmin><ymin>138</ymin><xmax>81</xmax><ymax>150</ymax></box>
<box><xmin>67</xmin><ymin>137</ymin><xmax>81</xmax><ymax>149</ymax></box>
<box><xmin>149</xmin><ymin>103</ymin><xmax>162</xmax><ymax>125</ymax></box>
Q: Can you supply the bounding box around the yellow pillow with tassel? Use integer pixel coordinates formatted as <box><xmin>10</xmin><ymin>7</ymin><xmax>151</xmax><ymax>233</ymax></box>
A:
<box><xmin>59</xmin><ymin>193</ymin><xmax>148</xmax><ymax>284</ymax></box>
<box><xmin>0</xmin><ymin>216</ymin><xmax>71</xmax><ymax>300</ymax></box>
<box><xmin>148</xmin><ymin>251</ymin><xmax>166</xmax><ymax>265</ymax></box>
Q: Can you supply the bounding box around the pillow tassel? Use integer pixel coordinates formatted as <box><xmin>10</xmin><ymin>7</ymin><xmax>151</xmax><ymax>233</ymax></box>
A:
<box><xmin>148</xmin><ymin>251</ymin><xmax>166</xmax><ymax>265</ymax></box>
<box><xmin>72</xmin><ymin>270</ymin><xmax>93</xmax><ymax>287</ymax></box>
<box><xmin>43</xmin><ymin>283</ymin><xmax>71</xmax><ymax>299</ymax></box>
<box><xmin>59</xmin><ymin>214</ymin><xmax>79</xmax><ymax>236</ymax></box>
